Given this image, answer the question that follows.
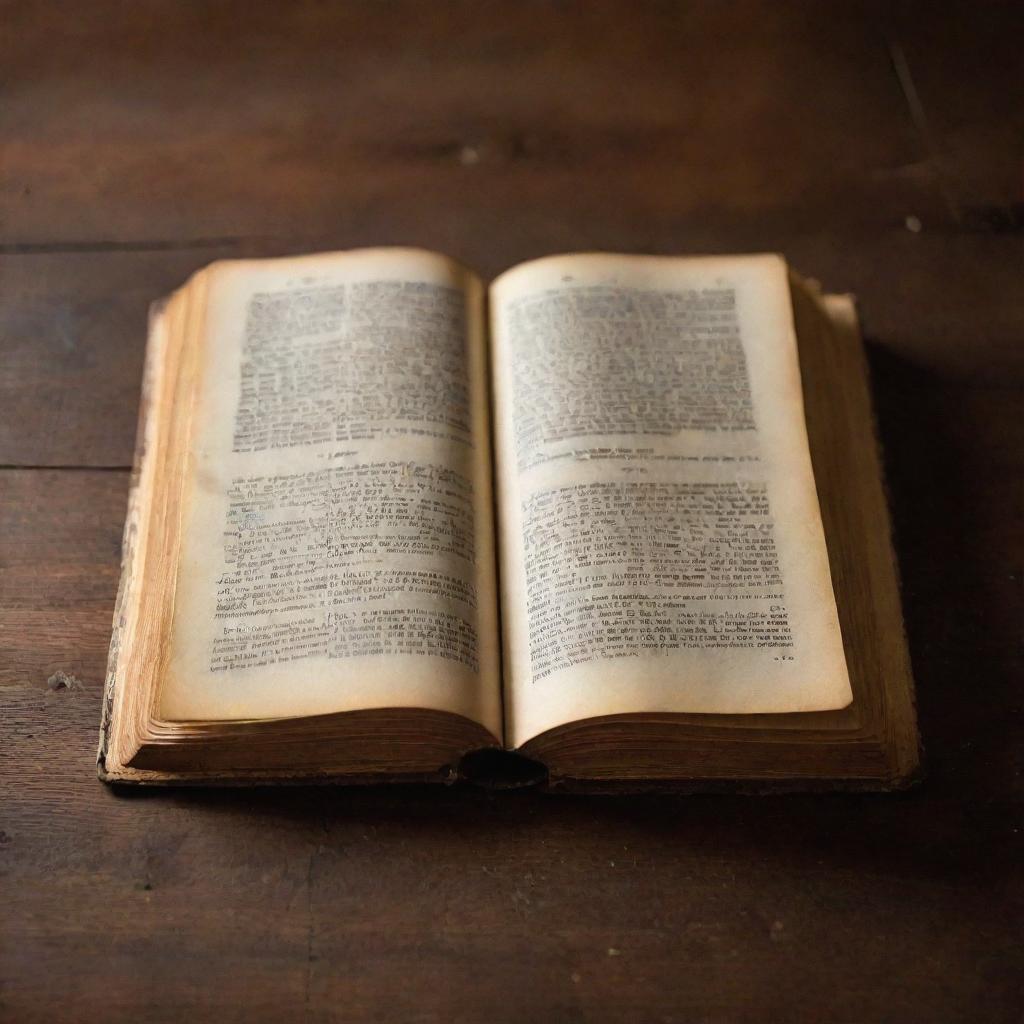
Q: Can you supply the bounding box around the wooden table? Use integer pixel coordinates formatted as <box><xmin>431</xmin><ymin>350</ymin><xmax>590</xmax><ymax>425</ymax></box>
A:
<box><xmin>2</xmin><ymin>3</ymin><xmax>1021</xmax><ymax>1020</ymax></box>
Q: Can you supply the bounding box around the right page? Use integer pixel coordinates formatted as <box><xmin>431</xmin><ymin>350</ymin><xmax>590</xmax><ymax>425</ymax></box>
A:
<box><xmin>490</xmin><ymin>253</ymin><xmax>852</xmax><ymax>748</ymax></box>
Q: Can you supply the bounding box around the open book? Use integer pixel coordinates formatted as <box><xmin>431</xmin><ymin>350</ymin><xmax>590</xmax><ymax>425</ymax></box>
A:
<box><xmin>99</xmin><ymin>249</ymin><xmax>919</xmax><ymax>790</ymax></box>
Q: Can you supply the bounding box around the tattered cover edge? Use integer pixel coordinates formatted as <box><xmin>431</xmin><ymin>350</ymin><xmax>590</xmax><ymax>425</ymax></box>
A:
<box><xmin>820</xmin><ymin>291</ymin><xmax>922</xmax><ymax>786</ymax></box>
<box><xmin>98</xmin><ymin>299</ymin><xmax>166</xmax><ymax>783</ymax></box>
<box><xmin>542</xmin><ymin>771</ymin><xmax>922</xmax><ymax>796</ymax></box>
<box><xmin>100</xmin><ymin>766</ymin><xmax>457</xmax><ymax>787</ymax></box>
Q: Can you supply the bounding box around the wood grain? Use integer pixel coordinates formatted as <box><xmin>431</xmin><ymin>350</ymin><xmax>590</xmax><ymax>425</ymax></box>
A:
<box><xmin>887</xmin><ymin>0</ymin><xmax>1024</xmax><ymax>223</ymax></box>
<box><xmin>1</xmin><ymin>0</ymin><xmax>938</xmax><ymax>246</ymax></box>
<box><xmin>2</xmin><ymin>0</ymin><xmax>1022</xmax><ymax>1020</ymax></box>
<box><xmin>0</xmin><ymin>470</ymin><xmax>128</xmax><ymax>688</ymax></box>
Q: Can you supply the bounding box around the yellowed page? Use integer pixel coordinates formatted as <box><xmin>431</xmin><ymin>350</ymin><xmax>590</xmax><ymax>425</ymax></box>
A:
<box><xmin>160</xmin><ymin>249</ymin><xmax>501</xmax><ymax>739</ymax></box>
<box><xmin>490</xmin><ymin>253</ymin><xmax>852</xmax><ymax>747</ymax></box>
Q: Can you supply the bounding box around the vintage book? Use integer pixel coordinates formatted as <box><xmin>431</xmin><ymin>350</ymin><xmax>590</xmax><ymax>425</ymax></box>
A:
<box><xmin>99</xmin><ymin>249</ymin><xmax>919</xmax><ymax>790</ymax></box>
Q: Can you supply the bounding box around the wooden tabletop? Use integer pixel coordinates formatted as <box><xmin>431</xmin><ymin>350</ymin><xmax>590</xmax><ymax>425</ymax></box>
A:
<box><xmin>2</xmin><ymin>2</ymin><xmax>1021</xmax><ymax>1020</ymax></box>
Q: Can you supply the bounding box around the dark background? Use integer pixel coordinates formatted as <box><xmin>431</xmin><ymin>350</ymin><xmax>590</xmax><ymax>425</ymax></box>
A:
<box><xmin>1</xmin><ymin>2</ymin><xmax>1021</xmax><ymax>1021</ymax></box>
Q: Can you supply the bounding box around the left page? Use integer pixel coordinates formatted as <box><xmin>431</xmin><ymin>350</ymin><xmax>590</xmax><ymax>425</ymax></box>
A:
<box><xmin>158</xmin><ymin>249</ymin><xmax>502</xmax><ymax>739</ymax></box>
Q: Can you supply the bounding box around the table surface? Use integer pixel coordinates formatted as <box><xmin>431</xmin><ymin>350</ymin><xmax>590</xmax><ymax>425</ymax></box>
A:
<box><xmin>2</xmin><ymin>2</ymin><xmax>1022</xmax><ymax>1021</ymax></box>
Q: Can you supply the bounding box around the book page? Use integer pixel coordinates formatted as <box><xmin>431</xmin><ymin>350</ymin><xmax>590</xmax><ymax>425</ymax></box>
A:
<box><xmin>159</xmin><ymin>249</ymin><xmax>502</xmax><ymax>739</ymax></box>
<box><xmin>490</xmin><ymin>253</ymin><xmax>852</xmax><ymax>747</ymax></box>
